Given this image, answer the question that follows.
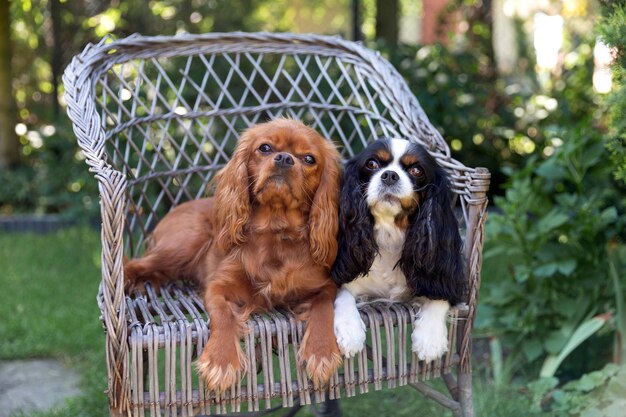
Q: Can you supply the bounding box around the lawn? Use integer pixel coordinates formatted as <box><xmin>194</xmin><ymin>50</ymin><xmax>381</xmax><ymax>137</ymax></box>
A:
<box><xmin>0</xmin><ymin>227</ymin><xmax>108</xmax><ymax>416</ymax></box>
<box><xmin>0</xmin><ymin>228</ymin><xmax>546</xmax><ymax>417</ymax></box>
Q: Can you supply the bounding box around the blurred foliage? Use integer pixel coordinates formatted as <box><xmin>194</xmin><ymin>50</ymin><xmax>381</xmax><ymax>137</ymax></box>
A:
<box><xmin>383</xmin><ymin>40</ymin><xmax>520</xmax><ymax>192</ymax></box>
<box><xmin>474</xmin><ymin>0</ymin><xmax>626</xmax><ymax>396</ymax></box>
<box><xmin>528</xmin><ymin>364</ymin><xmax>626</xmax><ymax>417</ymax></box>
<box><xmin>479</xmin><ymin>123</ymin><xmax>625</xmax><ymax>376</ymax></box>
<box><xmin>0</xmin><ymin>121</ymin><xmax>98</xmax><ymax>218</ymax></box>
<box><xmin>3</xmin><ymin>0</ymin><xmax>351</xmax><ymax>218</ymax></box>
<box><xmin>9</xmin><ymin>0</ymin><xmax>350</xmax><ymax>126</ymax></box>
<box><xmin>598</xmin><ymin>1</ymin><xmax>626</xmax><ymax>186</ymax></box>
<box><xmin>4</xmin><ymin>0</ymin><xmax>614</xmax><ymax>214</ymax></box>
<box><xmin>374</xmin><ymin>0</ymin><xmax>603</xmax><ymax>197</ymax></box>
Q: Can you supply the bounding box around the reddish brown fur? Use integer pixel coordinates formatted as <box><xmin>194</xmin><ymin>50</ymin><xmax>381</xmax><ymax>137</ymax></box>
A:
<box><xmin>400</xmin><ymin>154</ymin><xmax>420</xmax><ymax>166</ymax></box>
<box><xmin>374</xmin><ymin>148</ymin><xmax>392</xmax><ymax>162</ymax></box>
<box><xmin>124</xmin><ymin>119</ymin><xmax>342</xmax><ymax>392</ymax></box>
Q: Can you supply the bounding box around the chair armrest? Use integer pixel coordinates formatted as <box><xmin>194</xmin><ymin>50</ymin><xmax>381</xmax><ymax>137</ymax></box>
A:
<box><xmin>459</xmin><ymin>167</ymin><xmax>490</xmax><ymax>372</ymax></box>
<box><xmin>95</xmin><ymin>167</ymin><xmax>129</xmax><ymax>411</ymax></box>
<box><xmin>64</xmin><ymin>46</ymin><xmax>130</xmax><ymax>411</ymax></box>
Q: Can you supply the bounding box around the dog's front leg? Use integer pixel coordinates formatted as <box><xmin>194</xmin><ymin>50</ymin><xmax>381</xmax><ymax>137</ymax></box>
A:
<box><xmin>333</xmin><ymin>286</ymin><xmax>367</xmax><ymax>358</ymax></box>
<box><xmin>197</xmin><ymin>269</ymin><xmax>252</xmax><ymax>392</ymax></box>
<box><xmin>411</xmin><ymin>297</ymin><xmax>450</xmax><ymax>362</ymax></box>
<box><xmin>297</xmin><ymin>282</ymin><xmax>343</xmax><ymax>387</ymax></box>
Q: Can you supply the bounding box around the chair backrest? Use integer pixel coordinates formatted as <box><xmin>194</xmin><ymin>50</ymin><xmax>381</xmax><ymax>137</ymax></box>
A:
<box><xmin>64</xmin><ymin>32</ymin><xmax>488</xmax><ymax>300</ymax></box>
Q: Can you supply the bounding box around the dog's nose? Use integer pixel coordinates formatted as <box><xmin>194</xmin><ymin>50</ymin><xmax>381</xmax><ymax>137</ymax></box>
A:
<box><xmin>274</xmin><ymin>152</ymin><xmax>294</xmax><ymax>168</ymax></box>
<box><xmin>381</xmin><ymin>170</ymin><xmax>399</xmax><ymax>186</ymax></box>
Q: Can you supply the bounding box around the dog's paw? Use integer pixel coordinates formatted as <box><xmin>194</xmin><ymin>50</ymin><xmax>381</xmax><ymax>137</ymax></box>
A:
<box><xmin>411</xmin><ymin>318</ymin><xmax>449</xmax><ymax>362</ymax></box>
<box><xmin>334</xmin><ymin>306</ymin><xmax>366</xmax><ymax>358</ymax></box>
<box><xmin>124</xmin><ymin>279</ymin><xmax>161</xmax><ymax>295</ymax></box>
<box><xmin>197</xmin><ymin>341</ymin><xmax>246</xmax><ymax>392</ymax></box>
<box><xmin>299</xmin><ymin>342</ymin><xmax>343</xmax><ymax>388</ymax></box>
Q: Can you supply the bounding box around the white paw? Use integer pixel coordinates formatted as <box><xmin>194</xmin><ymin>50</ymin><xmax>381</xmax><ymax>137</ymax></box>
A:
<box><xmin>334</xmin><ymin>307</ymin><xmax>366</xmax><ymax>358</ymax></box>
<box><xmin>411</xmin><ymin>317</ymin><xmax>449</xmax><ymax>362</ymax></box>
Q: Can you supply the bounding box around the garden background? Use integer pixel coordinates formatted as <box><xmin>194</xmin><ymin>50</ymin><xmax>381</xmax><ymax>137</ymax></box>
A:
<box><xmin>0</xmin><ymin>0</ymin><xmax>625</xmax><ymax>416</ymax></box>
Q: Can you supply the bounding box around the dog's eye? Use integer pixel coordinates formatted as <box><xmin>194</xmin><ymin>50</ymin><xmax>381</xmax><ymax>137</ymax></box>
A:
<box><xmin>365</xmin><ymin>159</ymin><xmax>380</xmax><ymax>170</ymax></box>
<box><xmin>408</xmin><ymin>166</ymin><xmax>423</xmax><ymax>177</ymax></box>
<box><xmin>258</xmin><ymin>144</ymin><xmax>272</xmax><ymax>153</ymax></box>
<box><xmin>303</xmin><ymin>155</ymin><xmax>316</xmax><ymax>165</ymax></box>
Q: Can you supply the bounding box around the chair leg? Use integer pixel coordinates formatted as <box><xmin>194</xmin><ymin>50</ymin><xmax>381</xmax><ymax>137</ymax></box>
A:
<box><xmin>457</xmin><ymin>371</ymin><xmax>474</xmax><ymax>417</ymax></box>
<box><xmin>443</xmin><ymin>373</ymin><xmax>459</xmax><ymax>401</ymax></box>
<box><xmin>409</xmin><ymin>381</ymin><xmax>462</xmax><ymax>416</ymax></box>
<box><xmin>311</xmin><ymin>397</ymin><xmax>341</xmax><ymax>417</ymax></box>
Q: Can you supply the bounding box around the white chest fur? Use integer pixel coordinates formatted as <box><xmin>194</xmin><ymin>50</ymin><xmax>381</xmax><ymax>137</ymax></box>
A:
<box><xmin>344</xmin><ymin>206</ymin><xmax>411</xmax><ymax>302</ymax></box>
<box><xmin>335</xmin><ymin>212</ymin><xmax>452</xmax><ymax>361</ymax></box>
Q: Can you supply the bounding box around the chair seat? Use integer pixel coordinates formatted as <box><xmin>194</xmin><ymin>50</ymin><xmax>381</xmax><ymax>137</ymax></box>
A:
<box><xmin>103</xmin><ymin>282</ymin><xmax>467</xmax><ymax>414</ymax></box>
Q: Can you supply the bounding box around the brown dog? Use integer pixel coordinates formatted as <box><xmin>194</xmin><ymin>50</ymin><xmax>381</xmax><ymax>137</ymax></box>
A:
<box><xmin>124</xmin><ymin>119</ymin><xmax>343</xmax><ymax>391</ymax></box>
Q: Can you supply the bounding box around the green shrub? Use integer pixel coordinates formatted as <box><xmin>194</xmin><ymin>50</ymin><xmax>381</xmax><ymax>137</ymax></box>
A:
<box><xmin>0</xmin><ymin>121</ymin><xmax>98</xmax><ymax>220</ymax></box>
<box><xmin>598</xmin><ymin>2</ymin><xmax>626</xmax><ymax>186</ymax></box>
<box><xmin>479</xmin><ymin>124</ymin><xmax>625</xmax><ymax>377</ymax></box>
<box><xmin>379</xmin><ymin>33</ymin><xmax>598</xmax><ymax>196</ymax></box>
<box><xmin>528</xmin><ymin>364</ymin><xmax>626</xmax><ymax>416</ymax></box>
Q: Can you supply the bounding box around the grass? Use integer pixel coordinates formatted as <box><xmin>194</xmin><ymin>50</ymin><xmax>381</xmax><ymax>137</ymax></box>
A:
<box><xmin>0</xmin><ymin>228</ymin><xmax>102</xmax><ymax>359</ymax></box>
<box><xmin>0</xmin><ymin>228</ymin><xmax>551</xmax><ymax>417</ymax></box>
<box><xmin>0</xmin><ymin>227</ymin><xmax>108</xmax><ymax>416</ymax></box>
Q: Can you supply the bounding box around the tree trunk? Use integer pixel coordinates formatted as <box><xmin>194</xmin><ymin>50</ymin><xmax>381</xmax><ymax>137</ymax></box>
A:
<box><xmin>50</xmin><ymin>0</ymin><xmax>62</xmax><ymax>119</ymax></box>
<box><xmin>375</xmin><ymin>0</ymin><xmax>398</xmax><ymax>48</ymax></box>
<box><xmin>0</xmin><ymin>0</ymin><xmax>20</xmax><ymax>169</ymax></box>
<box><xmin>352</xmin><ymin>0</ymin><xmax>363</xmax><ymax>41</ymax></box>
<box><xmin>492</xmin><ymin>0</ymin><xmax>518</xmax><ymax>76</ymax></box>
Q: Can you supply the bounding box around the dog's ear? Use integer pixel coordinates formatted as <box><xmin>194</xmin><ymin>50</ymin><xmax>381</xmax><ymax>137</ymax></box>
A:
<box><xmin>331</xmin><ymin>158</ymin><xmax>378</xmax><ymax>285</ymax></box>
<box><xmin>399</xmin><ymin>167</ymin><xmax>465</xmax><ymax>304</ymax></box>
<box><xmin>214</xmin><ymin>130</ymin><xmax>255</xmax><ymax>253</ymax></box>
<box><xmin>308</xmin><ymin>140</ymin><xmax>341</xmax><ymax>268</ymax></box>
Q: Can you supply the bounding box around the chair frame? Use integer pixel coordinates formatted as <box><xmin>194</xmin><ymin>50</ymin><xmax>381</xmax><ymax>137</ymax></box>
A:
<box><xmin>63</xmin><ymin>32</ymin><xmax>490</xmax><ymax>417</ymax></box>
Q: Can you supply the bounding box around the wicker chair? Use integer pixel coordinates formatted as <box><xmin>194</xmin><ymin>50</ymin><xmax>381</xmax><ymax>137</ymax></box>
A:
<box><xmin>63</xmin><ymin>32</ymin><xmax>490</xmax><ymax>417</ymax></box>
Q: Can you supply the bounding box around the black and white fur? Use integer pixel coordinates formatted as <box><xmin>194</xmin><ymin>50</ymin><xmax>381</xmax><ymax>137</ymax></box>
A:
<box><xmin>331</xmin><ymin>138</ymin><xmax>464</xmax><ymax>361</ymax></box>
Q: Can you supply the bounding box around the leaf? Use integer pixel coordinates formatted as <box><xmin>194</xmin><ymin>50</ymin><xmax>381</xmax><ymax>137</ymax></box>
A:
<box><xmin>483</xmin><ymin>245</ymin><xmax>507</xmax><ymax>259</ymax></box>
<box><xmin>576</xmin><ymin>370</ymin><xmax>611</xmax><ymax>392</ymax></box>
<box><xmin>535</xmin><ymin>262</ymin><xmax>558</xmax><ymax>277</ymax></box>
<box><xmin>514</xmin><ymin>266</ymin><xmax>531</xmax><ymax>283</ymax></box>
<box><xmin>580</xmin><ymin>142</ymin><xmax>606</xmax><ymax>169</ymax></box>
<box><xmin>600</xmin><ymin>207</ymin><xmax>618</xmax><ymax>224</ymax></box>
<box><xmin>536</xmin><ymin>210</ymin><xmax>570</xmax><ymax>233</ymax></box>
<box><xmin>581</xmin><ymin>408</ymin><xmax>604</xmax><ymax>417</ymax></box>
<box><xmin>523</xmin><ymin>338</ymin><xmax>543</xmax><ymax>362</ymax></box>
<box><xmin>536</xmin><ymin>162</ymin><xmax>568</xmax><ymax>181</ymax></box>
<box><xmin>560</xmin><ymin>296</ymin><xmax>591</xmax><ymax>323</ymax></box>
<box><xmin>544</xmin><ymin>329</ymin><xmax>569</xmax><ymax>355</ymax></box>
<box><xmin>557</xmin><ymin>259</ymin><xmax>577</xmax><ymax>276</ymax></box>
<box><xmin>609</xmin><ymin>248</ymin><xmax>626</xmax><ymax>364</ymax></box>
<box><xmin>555</xmin><ymin>192</ymin><xmax>578</xmax><ymax>207</ymax></box>
<box><xmin>606</xmin><ymin>366</ymin><xmax>626</xmax><ymax>399</ymax></box>
<box><xmin>540</xmin><ymin>316</ymin><xmax>610</xmax><ymax>378</ymax></box>
<box><xmin>489</xmin><ymin>337</ymin><xmax>504</xmax><ymax>386</ymax></box>
<box><xmin>527</xmin><ymin>377</ymin><xmax>558</xmax><ymax>396</ymax></box>
<box><xmin>500</xmin><ymin>166</ymin><xmax>516</xmax><ymax>177</ymax></box>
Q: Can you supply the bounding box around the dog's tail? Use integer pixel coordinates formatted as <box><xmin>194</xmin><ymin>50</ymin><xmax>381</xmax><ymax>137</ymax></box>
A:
<box><xmin>123</xmin><ymin>255</ymin><xmax>168</xmax><ymax>292</ymax></box>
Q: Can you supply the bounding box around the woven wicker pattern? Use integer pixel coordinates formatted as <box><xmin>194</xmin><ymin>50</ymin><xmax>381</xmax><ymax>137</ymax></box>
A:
<box><xmin>63</xmin><ymin>32</ymin><xmax>490</xmax><ymax>417</ymax></box>
<box><xmin>127</xmin><ymin>283</ymin><xmax>466</xmax><ymax>415</ymax></box>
